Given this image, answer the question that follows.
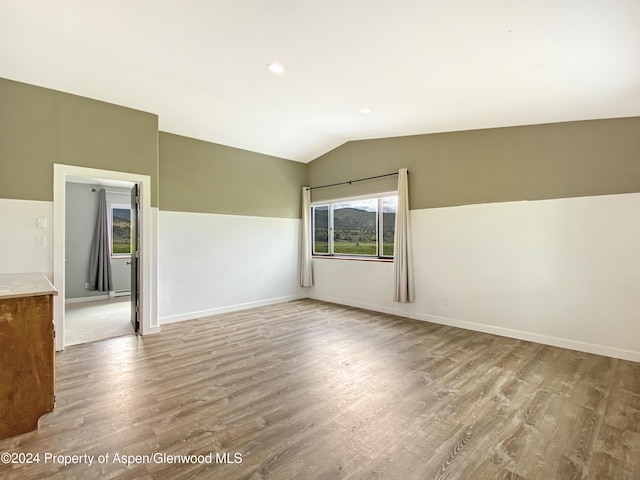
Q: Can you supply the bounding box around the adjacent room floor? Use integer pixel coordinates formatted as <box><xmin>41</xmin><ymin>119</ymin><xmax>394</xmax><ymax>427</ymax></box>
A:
<box><xmin>64</xmin><ymin>297</ymin><xmax>133</xmax><ymax>346</ymax></box>
<box><xmin>1</xmin><ymin>299</ymin><xmax>638</xmax><ymax>479</ymax></box>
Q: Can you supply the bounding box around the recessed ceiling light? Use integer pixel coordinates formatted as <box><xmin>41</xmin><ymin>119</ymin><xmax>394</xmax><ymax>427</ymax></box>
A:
<box><xmin>360</xmin><ymin>108</ymin><xmax>372</xmax><ymax>114</ymax></box>
<box><xmin>267</xmin><ymin>63</ymin><xmax>285</xmax><ymax>74</ymax></box>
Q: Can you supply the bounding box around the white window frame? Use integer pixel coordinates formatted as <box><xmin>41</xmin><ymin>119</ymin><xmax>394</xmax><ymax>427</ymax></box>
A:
<box><xmin>311</xmin><ymin>192</ymin><xmax>397</xmax><ymax>259</ymax></box>
<box><xmin>110</xmin><ymin>204</ymin><xmax>132</xmax><ymax>258</ymax></box>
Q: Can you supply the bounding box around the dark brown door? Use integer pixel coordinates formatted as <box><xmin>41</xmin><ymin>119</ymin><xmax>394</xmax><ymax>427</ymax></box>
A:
<box><xmin>130</xmin><ymin>184</ymin><xmax>140</xmax><ymax>333</ymax></box>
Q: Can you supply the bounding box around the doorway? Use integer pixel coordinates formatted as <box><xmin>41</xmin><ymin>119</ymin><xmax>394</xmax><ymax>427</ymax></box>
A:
<box><xmin>53</xmin><ymin>164</ymin><xmax>157</xmax><ymax>351</ymax></box>
<box><xmin>63</xmin><ymin>178</ymin><xmax>135</xmax><ymax>346</ymax></box>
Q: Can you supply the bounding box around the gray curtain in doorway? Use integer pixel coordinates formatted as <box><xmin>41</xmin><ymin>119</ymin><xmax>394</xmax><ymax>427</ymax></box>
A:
<box><xmin>88</xmin><ymin>188</ymin><xmax>113</xmax><ymax>292</ymax></box>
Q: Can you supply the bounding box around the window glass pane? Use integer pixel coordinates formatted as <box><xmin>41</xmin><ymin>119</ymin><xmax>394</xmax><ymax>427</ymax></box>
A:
<box><xmin>381</xmin><ymin>196</ymin><xmax>397</xmax><ymax>256</ymax></box>
<box><xmin>313</xmin><ymin>205</ymin><xmax>329</xmax><ymax>254</ymax></box>
<box><xmin>111</xmin><ymin>207</ymin><xmax>132</xmax><ymax>255</ymax></box>
<box><xmin>333</xmin><ymin>199</ymin><xmax>377</xmax><ymax>256</ymax></box>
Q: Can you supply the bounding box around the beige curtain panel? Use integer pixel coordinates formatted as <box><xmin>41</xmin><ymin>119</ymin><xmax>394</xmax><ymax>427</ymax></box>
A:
<box><xmin>393</xmin><ymin>168</ymin><xmax>414</xmax><ymax>302</ymax></box>
<box><xmin>299</xmin><ymin>187</ymin><xmax>314</xmax><ymax>287</ymax></box>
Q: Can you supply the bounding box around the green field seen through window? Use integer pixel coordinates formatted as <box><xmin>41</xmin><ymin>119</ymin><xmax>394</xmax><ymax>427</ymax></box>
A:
<box><xmin>314</xmin><ymin>241</ymin><xmax>394</xmax><ymax>256</ymax></box>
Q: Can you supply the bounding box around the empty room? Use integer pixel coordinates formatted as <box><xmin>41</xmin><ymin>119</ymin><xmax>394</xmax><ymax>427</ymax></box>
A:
<box><xmin>0</xmin><ymin>1</ymin><xmax>639</xmax><ymax>479</ymax></box>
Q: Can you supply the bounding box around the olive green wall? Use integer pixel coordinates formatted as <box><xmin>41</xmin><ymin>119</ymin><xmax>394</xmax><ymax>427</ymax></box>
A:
<box><xmin>159</xmin><ymin>132</ymin><xmax>307</xmax><ymax>218</ymax></box>
<box><xmin>0</xmin><ymin>77</ymin><xmax>305</xmax><ymax>218</ymax></box>
<box><xmin>308</xmin><ymin>117</ymin><xmax>640</xmax><ymax>208</ymax></box>
<box><xmin>4</xmin><ymin>76</ymin><xmax>638</xmax><ymax>216</ymax></box>
<box><xmin>0</xmin><ymin>78</ymin><xmax>159</xmax><ymax>206</ymax></box>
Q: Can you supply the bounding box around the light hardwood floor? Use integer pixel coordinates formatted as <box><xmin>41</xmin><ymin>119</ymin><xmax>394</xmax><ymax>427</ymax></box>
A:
<box><xmin>1</xmin><ymin>299</ymin><xmax>638</xmax><ymax>479</ymax></box>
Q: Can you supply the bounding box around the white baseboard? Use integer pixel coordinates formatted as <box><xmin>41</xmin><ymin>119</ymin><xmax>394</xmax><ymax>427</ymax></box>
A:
<box><xmin>414</xmin><ymin>312</ymin><xmax>640</xmax><ymax>363</ymax></box>
<box><xmin>308</xmin><ymin>293</ymin><xmax>640</xmax><ymax>363</ymax></box>
<box><xmin>66</xmin><ymin>295</ymin><xmax>110</xmax><ymax>304</ymax></box>
<box><xmin>109</xmin><ymin>290</ymin><xmax>131</xmax><ymax>298</ymax></box>
<box><xmin>307</xmin><ymin>293</ymin><xmax>412</xmax><ymax>320</ymax></box>
<box><xmin>155</xmin><ymin>290</ymin><xmax>640</xmax><ymax>362</ymax></box>
<box><xmin>159</xmin><ymin>294</ymin><xmax>306</xmax><ymax>325</ymax></box>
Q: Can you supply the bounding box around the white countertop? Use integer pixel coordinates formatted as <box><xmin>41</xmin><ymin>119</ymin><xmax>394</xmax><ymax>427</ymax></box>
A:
<box><xmin>0</xmin><ymin>273</ymin><xmax>58</xmax><ymax>300</ymax></box>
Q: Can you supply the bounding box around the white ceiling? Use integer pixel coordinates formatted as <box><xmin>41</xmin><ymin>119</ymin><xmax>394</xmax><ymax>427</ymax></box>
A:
<box><xmin>1</xmin><ymin>0</ymin><xmax>639</xmax><ymax>163</ymax></box>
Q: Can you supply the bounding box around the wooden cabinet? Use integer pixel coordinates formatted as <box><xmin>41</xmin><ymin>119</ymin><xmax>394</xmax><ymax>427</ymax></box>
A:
<box><xmin>0</xmin><ymin>273</ymin><xmax>57</xmax><ymax>440</ymax></box>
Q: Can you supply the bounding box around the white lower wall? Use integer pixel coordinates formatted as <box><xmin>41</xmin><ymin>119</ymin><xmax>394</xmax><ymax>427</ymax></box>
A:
<box><xmin>0</xmin><ymin>199</ymin><xmax>53</xmax><ymax>277</ymax></box>
<box><xmin>5</xmin><ymin>196</ymin><xmax>638</xmax><ymax>361</ymax></box>
<box><xmin>158</xmin><ymin>211</ymin><xmax>303</xmax><ymax>323</ymax></box>
<box><xmin>309</xmin><ymin>193</ymin><xmax>640</xmax><ymax>362</ymax></box>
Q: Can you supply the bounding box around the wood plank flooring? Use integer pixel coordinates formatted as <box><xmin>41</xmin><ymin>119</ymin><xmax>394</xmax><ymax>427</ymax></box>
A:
<box><xmin>0</xmin><ymin>299</ymin><xmax>638</xmax><ymax>479</ymax></box>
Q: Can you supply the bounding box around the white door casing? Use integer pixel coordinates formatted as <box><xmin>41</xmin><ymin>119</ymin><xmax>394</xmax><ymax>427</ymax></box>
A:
<box><xmin>53</xmin><ymin>164</ymin><xmax>158</xmax><ymax>350</ymax></box>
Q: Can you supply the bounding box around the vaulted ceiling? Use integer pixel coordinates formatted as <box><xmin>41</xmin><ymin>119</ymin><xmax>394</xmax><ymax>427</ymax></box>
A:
<box><xmin>1</xmin><ymin>0</ymin><xmax>638</xmax><ymax>162</ymax></box>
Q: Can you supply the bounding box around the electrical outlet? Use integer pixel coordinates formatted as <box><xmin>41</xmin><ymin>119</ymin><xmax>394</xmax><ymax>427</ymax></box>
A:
<box><xmin>85</xmin><ymin>282</ymin><xmax>89</xmax><ymax>289</ymax></box>
<box><xmin>37</xmin><ymin>235</ymin><xmax>47</xmax><ymax>247</ymax></box>
<box><xmin>36</xmin><ymin>217</ymin><xmax>47</xmax><ymax>229</ymax></box>
<box><xmin>443</xmin><ymin>297</ymin><xmax>448</xmax><ymax>307</ymax></box>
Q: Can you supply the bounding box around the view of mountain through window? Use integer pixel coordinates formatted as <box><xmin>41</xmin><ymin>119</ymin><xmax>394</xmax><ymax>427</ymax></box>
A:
<box><xmin>312</xmin><ymin>195</ymin><xmax>397</xmax><ymax>257</ymax></box>
<box><xmin>111</xmin><ymin>207</ymin><xmax>132</xmax><ymax>255</ymax></box>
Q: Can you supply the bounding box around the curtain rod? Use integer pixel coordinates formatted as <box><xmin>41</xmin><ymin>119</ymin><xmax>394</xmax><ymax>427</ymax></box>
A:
<box><xmin>91</xmin><ymin>188</ymin><xmax>129</xmax><ymax>195</ymax></box>
<box><xmin>307</xmin><ymin>171</ymin><xmax>405</xmax><ymax>191</ymax></box>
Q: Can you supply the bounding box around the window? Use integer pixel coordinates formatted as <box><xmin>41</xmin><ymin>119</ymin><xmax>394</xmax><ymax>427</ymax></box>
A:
<box><xmin>312</xmin><ymin>194</ymin><xmax>397</xmax><ymax>258</ymax></box>
<box><xmin>110</xmin><ymin>206</ymin><xmax>132</xmax><ymax>256</ymax></box>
